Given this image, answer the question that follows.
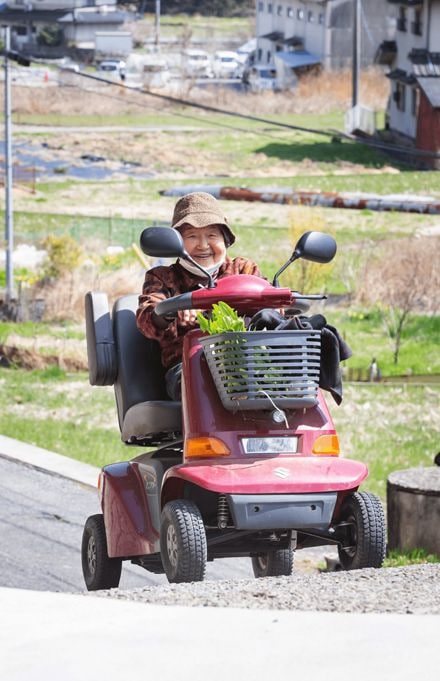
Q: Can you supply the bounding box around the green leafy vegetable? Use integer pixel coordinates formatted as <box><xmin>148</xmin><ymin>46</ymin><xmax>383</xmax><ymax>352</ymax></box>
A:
<box><xmin>197</xmin><ymin>301</ymin><xmax>246</xmax><ymax>335</ymax></box>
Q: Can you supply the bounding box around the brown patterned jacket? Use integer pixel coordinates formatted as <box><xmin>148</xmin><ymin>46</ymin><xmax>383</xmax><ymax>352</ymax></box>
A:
<box><xmin>136</xmin><ymin>257</ymin><xmax>262</xmax><ymax>370</ymax></box>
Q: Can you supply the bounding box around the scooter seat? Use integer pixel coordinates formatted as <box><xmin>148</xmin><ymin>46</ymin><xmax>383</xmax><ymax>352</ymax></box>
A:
<box><xmin>85</xmin><ymin>291</ymin><xmax>182</xmax><ymax>446</ymax></box>
<box><xmin>121</xmin><ymin>400</ymin><xmax>182</xmax><ymax>444</ymax></box>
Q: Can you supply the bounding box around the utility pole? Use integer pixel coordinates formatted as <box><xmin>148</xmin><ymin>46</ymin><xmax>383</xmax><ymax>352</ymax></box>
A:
<box><xmin>155</xmin><ymin>0</ymin><xmax>161</xmax><ymax>52</ymax></box>
<box><xmin>352</xmin><ymin>0</ymin><xmax>361</xmax><ymax>107</ymax></box>
<box><xmin>4</xmin><ymin>25</ymin><xmax>14</xmax><ymax>303</ymax></box>
<box><xmin>3</xmin><ymin>27</ymin><xmax>30</xmax><ymax>306</ymax></box>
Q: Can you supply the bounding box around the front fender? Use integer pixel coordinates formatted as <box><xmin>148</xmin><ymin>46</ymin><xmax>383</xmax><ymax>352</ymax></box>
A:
<box><xmin>101</xmin><ymin>461</ymin><xmax>160</xmax><ymax>558</ymax></box>
<box><xmin>161</xmin><ymin>456</ymin><xmax>368</xmax><ymax>497</ymax></box>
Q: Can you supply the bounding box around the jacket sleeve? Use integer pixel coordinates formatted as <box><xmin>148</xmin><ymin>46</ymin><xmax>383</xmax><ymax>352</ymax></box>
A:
<box><xmin>136</xmin><ymin>269</ymin><xmax>198</xmax><ymax>344</ymax></box>
<box><xmin>136</xmin><ymin>270</ymin><xmax>175</xmax><ymax>342</ymax></box>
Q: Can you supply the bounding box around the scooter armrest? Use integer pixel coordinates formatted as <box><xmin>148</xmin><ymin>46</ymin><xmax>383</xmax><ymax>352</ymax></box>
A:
<box><xmin>85</xmin><ymin>291</ymin><xmax>118</xmax><ymax>386</ymax></box>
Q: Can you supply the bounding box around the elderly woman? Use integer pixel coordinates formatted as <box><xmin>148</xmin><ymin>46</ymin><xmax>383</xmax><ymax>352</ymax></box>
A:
<box><xmin>136</xmin><ymin>192</ymin><xmax>263</xmax><ymax>399</ymax></box>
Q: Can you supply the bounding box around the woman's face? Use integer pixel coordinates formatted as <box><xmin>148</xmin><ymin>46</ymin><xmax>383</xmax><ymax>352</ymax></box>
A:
<box><xmin>180</xmin><ymin>224</ymin><xmax>227</xmax><ymax>269</ymax></box>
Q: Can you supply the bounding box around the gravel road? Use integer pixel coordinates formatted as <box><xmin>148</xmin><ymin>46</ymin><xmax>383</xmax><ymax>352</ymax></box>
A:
<box><xmin>96</xmin><ymin>563</ymin><xmax>440</xmax><ymax>615</ymax></box>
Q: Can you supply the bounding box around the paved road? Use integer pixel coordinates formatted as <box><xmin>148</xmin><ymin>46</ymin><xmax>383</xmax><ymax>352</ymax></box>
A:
<box><xmin>0</xmin><ymin>456</ymin><xmax>255</xmax><ymax>592</ymax></box>
<box><xmin>0</xmin><ymin>456</ymin><xmax>148</xmax><ymax>591</ymax></box>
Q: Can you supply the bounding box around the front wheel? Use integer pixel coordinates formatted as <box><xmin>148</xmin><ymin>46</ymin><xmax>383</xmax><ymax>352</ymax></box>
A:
<box><xmin>81</xmin><ymin>514</ymin><xmax>122</xmax><ymax>591</ymax></box>
<box><xmin>160</xmin><ymin>500</ymin><xmax>207</xmax><ymax>584</ymax></box>
<box><xmin>337</xmin><ymin>492</ymin><xmax>386</xmax><ymax>570</ymax></box>
<box><xmin>252</xmin><ymin>547</ymin><xmax>294</xmax><ymax>578</ymax></box>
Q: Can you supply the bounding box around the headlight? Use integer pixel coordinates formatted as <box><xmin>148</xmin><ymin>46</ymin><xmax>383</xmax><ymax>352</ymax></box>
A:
<box><xmin>241</xmin><ymin>437</ymin><xmax>298</xmax><ymax>455</ymax></box>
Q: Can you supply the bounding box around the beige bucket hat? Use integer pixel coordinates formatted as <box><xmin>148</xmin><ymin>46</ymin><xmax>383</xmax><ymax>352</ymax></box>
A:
<box><xmin>171</xmin><ymin>192</ymin><xmax>236</xmax><ymax>246</ymax></box>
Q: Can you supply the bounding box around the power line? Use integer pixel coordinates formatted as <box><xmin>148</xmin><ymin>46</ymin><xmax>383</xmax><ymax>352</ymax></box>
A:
<box><xmin>38</xmin><ymin>65</ymin><xmax>335</xmax><ymax>138</ymax></box>
<box><xmin>16</xmin><ymin>59</ymin><xmax>440</xmax><ymax>161</ymax></box>
<box><xmin>57</xmin><ymin>80</ymin><xmax>288</xmax><ymax>140</ymax></box>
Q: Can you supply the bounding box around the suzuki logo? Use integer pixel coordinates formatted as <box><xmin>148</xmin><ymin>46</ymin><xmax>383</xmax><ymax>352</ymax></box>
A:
<box><xmin>274</xmin><ymin>467</ymin><xmax>289</xmax><ymax>479</ymax></box>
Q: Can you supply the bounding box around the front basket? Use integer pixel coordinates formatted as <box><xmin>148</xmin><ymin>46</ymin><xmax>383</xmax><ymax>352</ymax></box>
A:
<box><xmin>200</xmin><ymin>330</ymin><xmax>321</xmax><ymax>411</ymax></box>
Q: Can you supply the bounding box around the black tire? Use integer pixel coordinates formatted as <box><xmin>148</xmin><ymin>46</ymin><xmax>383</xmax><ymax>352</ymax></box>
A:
<box><xmin>252</xmin><ymin>547</ymin><xmax>294</xmax><ymax>578</ymax></box>
<box><xmin>337</xmin><ymin>492</ymin><xmax>386</xmax><ymax>570</ymax></box>
<box><xmin>81</xmin><ymin>514</ymin><xmax>122</xmax><ymax>591</ymax></box>
<box><xmin>160</xmin><ymin>500</ymin><xmax>207</xmax><ymax>584</ymax></box>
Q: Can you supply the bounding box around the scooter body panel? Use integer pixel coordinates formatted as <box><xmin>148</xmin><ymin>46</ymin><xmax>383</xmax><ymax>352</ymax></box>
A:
<box><xmin>162</xmin><ymin>456</ymin><xmax>367</xmax><ymax>495</ymax></box>
<box><xmin>101</xmin><ymin>460</ymin><xmax>164</xmax><ymax>558</ymax></box>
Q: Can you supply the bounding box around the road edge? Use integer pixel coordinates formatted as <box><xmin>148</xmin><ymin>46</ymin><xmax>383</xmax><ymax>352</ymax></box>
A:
<box><xmin>0</xmin><ymin>434</ymin><xmax>98</xmax><ymax>488</ymax></box>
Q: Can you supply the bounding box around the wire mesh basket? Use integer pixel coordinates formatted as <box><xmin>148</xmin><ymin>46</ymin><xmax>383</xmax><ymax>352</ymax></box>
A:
<box><xmin>200</xmin><ymin>330</ymin><xmax>321</xmax><ymax>411</ymax></box>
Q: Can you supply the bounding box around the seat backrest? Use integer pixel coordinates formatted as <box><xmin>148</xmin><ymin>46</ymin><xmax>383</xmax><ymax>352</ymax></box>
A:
<box><xmin>112</xmin><ymin>295</ymin><xmax>169</xmax><ymax>430</ymax></box>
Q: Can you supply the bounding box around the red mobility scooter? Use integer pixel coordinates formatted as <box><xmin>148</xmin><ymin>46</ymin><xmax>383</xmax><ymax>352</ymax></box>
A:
<box><xmin>81</xmin><ymin>229</ymin><xmax>386</xmax><ymax>588</ymax></box>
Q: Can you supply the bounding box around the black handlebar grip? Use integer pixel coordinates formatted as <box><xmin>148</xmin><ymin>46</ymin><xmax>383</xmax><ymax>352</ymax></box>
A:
<box><xmin>155</xmin><ymin>292</ymin><xmax>194</xmax><ymax>317</ymax></box>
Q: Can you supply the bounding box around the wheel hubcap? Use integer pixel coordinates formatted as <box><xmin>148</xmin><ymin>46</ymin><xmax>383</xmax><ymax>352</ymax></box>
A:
<box><xmin>87</xmin><ymin>535</ymin><xmax>97</xmax><ymax>575</ymax></box>
<box><xmin>166</xmin><ymin>525</ymin><xmax>178</xmax><ymax>567</ymax></box>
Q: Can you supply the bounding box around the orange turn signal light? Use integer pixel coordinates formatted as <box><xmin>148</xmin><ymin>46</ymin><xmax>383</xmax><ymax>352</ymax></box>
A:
<box><xmin>312</xmin><ymin>434</ymin><xmax>340</xmax><ymax>456</ymax></box>
<box><xmin>185</xmin><ymin>437</ymin><xmax>230</xmax><ymax>460</ymax></box>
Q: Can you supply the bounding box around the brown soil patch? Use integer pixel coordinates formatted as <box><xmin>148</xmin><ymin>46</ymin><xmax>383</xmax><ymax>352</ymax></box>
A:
<box><xmin>0</xmin><ymin>344</ymin><xmax>88</xmax><ymax>371</ymax></box>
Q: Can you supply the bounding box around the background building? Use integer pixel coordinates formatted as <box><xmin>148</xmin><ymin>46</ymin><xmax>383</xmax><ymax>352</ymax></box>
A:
<box><xmin>256</xmin><ymin>0</ymin><xmax>396</xmax><ymax>73</ymax></box>
<box><xmin>379</xmin><ymin>0</ymin><xmax>440</xmax><ymax>166</ymax></box>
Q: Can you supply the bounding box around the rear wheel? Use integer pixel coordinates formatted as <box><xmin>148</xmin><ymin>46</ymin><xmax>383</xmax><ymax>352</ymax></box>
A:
<box><xmin>81</xmin><ymin>514</ymin><xmax>122</xmax><ymax>591</ymax></box>
<box><xmin>337</xmin><ymin>492</ymin><xmax>386</xmax><ymax>570</ymax></box>
<box><xmin>160</xmin><ymin>500</ymin><xmax>207</xmax><ymax>584</ymax></box>
<box><xmin>252</xmin><ymin>547</ymin><xmax>294</xmax><ymax>578</ymax></box>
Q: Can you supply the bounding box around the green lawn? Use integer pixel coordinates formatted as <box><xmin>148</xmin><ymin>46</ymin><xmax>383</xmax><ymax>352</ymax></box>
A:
<box><xmin>330</xmin><ymin>384</ymin><xmax>440</xmax><ymax>499</ymax></box>
<box><xmin>0</xmin><ymin>368</ymin><xmax>128</xmax><ymax>468</ymax></box>
<box><xmin>329</xmin><ymin>311</ymin><xmax>440</xmax><ymax>377</ymax></box>
<box><xmin>0</xmin><ymin>367</ymin><xmax>437</xmax><ymax>501</ymax></box>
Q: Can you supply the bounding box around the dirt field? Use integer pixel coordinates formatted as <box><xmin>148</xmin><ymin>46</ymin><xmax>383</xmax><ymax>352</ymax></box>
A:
<box><xmin>8</xmin><ymin>67</ymin><xmax>389</xmax><ymax>117</ymax></box>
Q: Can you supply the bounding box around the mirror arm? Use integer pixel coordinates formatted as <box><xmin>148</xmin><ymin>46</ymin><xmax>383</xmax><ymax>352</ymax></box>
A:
<box><xmin>182</xmin><ymin>251</ymin><xmax>216</xmax><ymax>289</ymax></box>
<box><xmin>272</xmin><ymin>252</ymin><xmax>300</xmax><ymax>288</ymax></box>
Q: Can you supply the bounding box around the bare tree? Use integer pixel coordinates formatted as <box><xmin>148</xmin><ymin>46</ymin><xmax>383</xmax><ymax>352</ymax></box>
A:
<box><xmin>356</xmin><ymin>236</ymin><xmax>439</xmax><ymax>365</ymax></box>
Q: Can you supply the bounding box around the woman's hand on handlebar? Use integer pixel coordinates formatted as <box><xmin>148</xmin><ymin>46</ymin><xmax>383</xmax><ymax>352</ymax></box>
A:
<box><xmin>178</xmin><ymin>309</ymin><xmax>203</xmax><ymax>325</ymax></box>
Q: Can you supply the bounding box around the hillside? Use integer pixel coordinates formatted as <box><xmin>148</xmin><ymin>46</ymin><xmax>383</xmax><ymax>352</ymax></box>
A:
<box><xmin>138</xmin><ymin>1</ymin><xmax>254</xmax><ymax>17</ymax></box>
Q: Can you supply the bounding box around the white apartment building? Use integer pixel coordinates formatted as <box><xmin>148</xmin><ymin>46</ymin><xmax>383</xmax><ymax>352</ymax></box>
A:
<box><xmin>256</xmin><ymin>0</ymin><xmax>395</xmax><ymax>73</ymax></box>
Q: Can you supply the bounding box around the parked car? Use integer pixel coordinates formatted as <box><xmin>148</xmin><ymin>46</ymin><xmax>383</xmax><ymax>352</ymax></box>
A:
<box><xmin>212</xmin><ymin>50</ymin><xmax>240</xmax><ymax>78</ymax></box>
<box><xmin>97</xmin><ymin>60</ymin><xmax>126</xmax><ymax>79</ymax></box>
<box><xmin>244</xmin><ymin>65</ymin><xmax>279</xmax><ymax>92</ymax></box>
<box><xmin>182</xmin><ymin>49</ymin><xmax>213</xmax><ymax>78</ymax></box>
<box><xmin>60</xmin><ymin>58</ymin><xmax>80</xmax><ymax>73</ymax></box>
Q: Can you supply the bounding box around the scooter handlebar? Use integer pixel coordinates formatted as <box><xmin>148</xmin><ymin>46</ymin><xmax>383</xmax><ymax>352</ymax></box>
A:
<box><xmin>155</xmin><ymin>292</ymin><xmax>194</xmax><ymax>317</ymax></box>
<box><xmin>153</xmin><ymin>276</ymin><xmax>327</xmax><ymax>318</ymax></box>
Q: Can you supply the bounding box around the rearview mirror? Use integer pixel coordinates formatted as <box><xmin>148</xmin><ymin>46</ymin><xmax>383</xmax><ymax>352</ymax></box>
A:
<box><xmin>293</xmin><ymin>231</ymin><xmax>337</xmax><ymax>264</ymax></box>
<box><xmin>140</xmin><ymin>226</ymin><xmax>216</xmax><ymax>288</ymax></box>
<box><xmin>140</xmin><ymin>227</ymin><xmax>186</xmax><ymax>258</ymax></box>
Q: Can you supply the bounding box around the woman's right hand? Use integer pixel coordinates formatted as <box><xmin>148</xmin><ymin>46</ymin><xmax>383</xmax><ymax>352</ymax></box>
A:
<box><xmin>178</xmin><ymin>309</ymin><xmax>202</xmax><ymax>325</ymax></box>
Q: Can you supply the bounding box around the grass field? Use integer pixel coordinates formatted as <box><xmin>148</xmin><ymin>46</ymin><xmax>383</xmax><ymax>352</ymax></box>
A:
<box><xmin>0</xmin><ymin>366</ymin><xmax>438</xmax><ymax>500</ymax></box>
